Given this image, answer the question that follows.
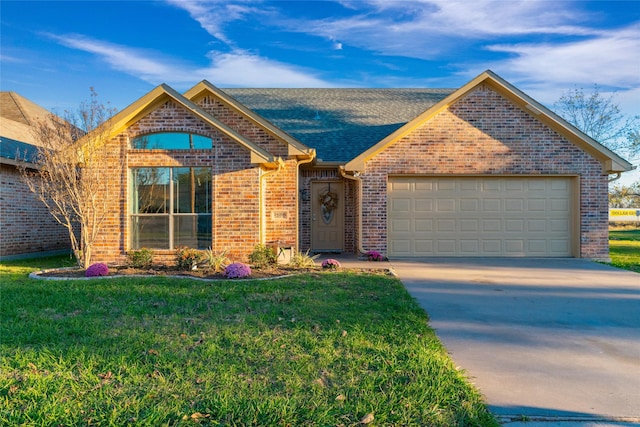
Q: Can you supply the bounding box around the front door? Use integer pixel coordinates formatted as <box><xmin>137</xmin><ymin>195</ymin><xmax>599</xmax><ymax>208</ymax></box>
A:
<box><xmin>311</xmin><ymin>181</ymin><xmax>344</xmax><ymax>252</ymax></box>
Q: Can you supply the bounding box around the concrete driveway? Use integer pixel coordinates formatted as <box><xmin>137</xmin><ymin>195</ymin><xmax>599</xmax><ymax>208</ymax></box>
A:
<box><xmin>390</xmin><ymin>258</ymin><xmax>640</xmax><ymax>425</ymax></box>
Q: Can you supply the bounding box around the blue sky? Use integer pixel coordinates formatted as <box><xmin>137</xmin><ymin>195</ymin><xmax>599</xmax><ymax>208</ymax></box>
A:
<box><xmin>2</xmin><ymin>0</ymin><xmax>639</xmax><ymax>179</ymax></box>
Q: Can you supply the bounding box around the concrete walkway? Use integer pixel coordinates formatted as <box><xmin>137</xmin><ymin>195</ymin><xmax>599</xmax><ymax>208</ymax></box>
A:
<box><xmin>389</xmin><ymin>258</ymin><xmax>640</xmax><ymax>426</ymax></box>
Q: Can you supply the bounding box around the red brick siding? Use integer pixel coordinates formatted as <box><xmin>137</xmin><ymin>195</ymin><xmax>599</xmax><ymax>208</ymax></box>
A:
<box><xmin>363</xmin><ymin>84</ymin><xmax>609</xmax><ymax>259</ymax></box>
<box><xmin>90</xmin><ymin>99</ymin><xmax>298</xmax><ymax>264</ymax></box>
<box><xmin>195</xmin><ymin>95</ymin><xmax>290</xmax><ymax>158</ymax></box>
<box><xmin>0</xmin><ymin>164</ymin><xmax>70</xmax><ymax>256</ymax></box>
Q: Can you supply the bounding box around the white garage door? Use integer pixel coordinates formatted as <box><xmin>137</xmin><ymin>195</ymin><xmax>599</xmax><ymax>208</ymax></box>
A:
<box><xmin>388</xmin><ymin>176</ymin><xmax>574</xmax><ymax>257</ymax></box>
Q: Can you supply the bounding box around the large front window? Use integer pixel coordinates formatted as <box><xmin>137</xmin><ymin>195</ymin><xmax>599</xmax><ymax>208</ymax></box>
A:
<box><xmin>131</xmin><ymin>167</ymin><xmax>212</xmax><ymax>250</ymax></box>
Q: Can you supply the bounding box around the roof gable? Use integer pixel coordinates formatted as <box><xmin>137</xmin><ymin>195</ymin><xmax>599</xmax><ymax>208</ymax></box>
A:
<box><xmin>101</xmin><ymin>84</ymin><xmax>277</xmax><ymax>165</ymax></box>
<box><xmin>345</xmin><ymin>70</ymin><xmax>633</xmax><ymax>173</ymax></box>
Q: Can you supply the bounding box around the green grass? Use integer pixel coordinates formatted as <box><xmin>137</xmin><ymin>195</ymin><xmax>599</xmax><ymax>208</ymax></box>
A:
<box><xmin>0</xmin><ymin>257</ymin><xmax>497</xmax><ymax>427</ymax></box>
<box><xmin>609</xmin><ymin>229</ymin><xmax>640</xmax><ymax>273</ymax></box>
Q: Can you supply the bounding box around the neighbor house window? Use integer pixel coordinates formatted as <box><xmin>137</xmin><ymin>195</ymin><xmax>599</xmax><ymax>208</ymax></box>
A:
<box><xmin>131</xmin><ymin>132</ymin><xmax>212</xmax><ymax>150</ymax></box>
<box><xmin>131</xmin><ymin>167</ymin><xmax>212</xmax><ymax>250</ymax></box>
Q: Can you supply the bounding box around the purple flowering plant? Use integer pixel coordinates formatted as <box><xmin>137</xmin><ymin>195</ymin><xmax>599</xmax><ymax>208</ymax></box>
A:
<box><xmin>225</xmin><ymin>262</ymin><xmax>252</xmax><ymax>279</ymax></box>
<box><xmin>85</xmin><ymin>263</ymin><xmax>109</xmax><ymax>277</ymax></box>
<box><xmin>321</xmin><ymin>259</ymin><xmax>341</xmax><ymax>270</ymax></box>
<box><xmin>366</xmin><ymin>251</ymin><xmax>384</xmax><ymax>262</ymax></box>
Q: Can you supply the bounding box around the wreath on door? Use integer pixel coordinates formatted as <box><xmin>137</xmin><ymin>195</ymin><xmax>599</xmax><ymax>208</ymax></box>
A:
<box><xmin>319</xmin><ymin>189</ymin><xmax>338</xmax><ymax>223</ymax></box>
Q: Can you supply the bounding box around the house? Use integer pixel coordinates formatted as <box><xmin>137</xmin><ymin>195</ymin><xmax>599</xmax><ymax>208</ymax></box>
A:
<box><xmin>85</xmin><ymin>70</ymin><xmax>632</xmax><ymax>264</ymax></box>
<box><xmin>0</xmin><ymin>92</ymin><xmax>71</xmax><ymax>259</ymax></box>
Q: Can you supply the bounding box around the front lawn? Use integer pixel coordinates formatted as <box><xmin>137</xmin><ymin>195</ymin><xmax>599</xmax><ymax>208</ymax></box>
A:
<box><xmin>0</xmin><ymin>257</ymin><xmax>497</xmax><ymax>427</ymax></box>
<box><xmin>609</xmin><ymin>228</ymin><xmax>640</xmax><ymax>273</ymax></box>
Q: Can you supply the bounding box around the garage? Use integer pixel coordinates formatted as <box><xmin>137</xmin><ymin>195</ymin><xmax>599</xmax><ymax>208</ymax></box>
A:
<box><xmin>388</xmin><ymin>176</ymin><xmax>575</xmax><ymax>257</ymax></box>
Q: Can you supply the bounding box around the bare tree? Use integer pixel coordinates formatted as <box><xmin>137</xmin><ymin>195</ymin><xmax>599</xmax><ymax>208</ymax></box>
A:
<box><xmin>553</xmin><ymin>85</ymin><xmax>639</xmax><ymax>159</ymax></box>
<box><xmin>609</xmin><ymin>182</ymin><xmax>640</xmax><ymax>208</ymax></box>
<box><xmin>19</xmin><ymin>89</ymin><xmax>116</xmax><ymax>268</ymax></box>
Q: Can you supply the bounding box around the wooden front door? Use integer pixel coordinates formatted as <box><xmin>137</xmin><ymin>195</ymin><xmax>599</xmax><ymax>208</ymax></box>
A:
<box><xmin>311</xmin><ymin>181</ymin><xmax>344</xmax><ymax>252</ymax></box>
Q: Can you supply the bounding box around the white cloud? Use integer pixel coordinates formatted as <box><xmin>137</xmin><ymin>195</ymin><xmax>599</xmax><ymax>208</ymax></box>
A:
<box><xmin>164</xmin><ymin>0</ymin><xmax>271</xmax><ymax>47</ymax></box>
<box><xmin>486</xmin><ymin>24</ymin><xmax>640</xmax><ymax>89</ymax></box>
<box><xmin>47</xmin><ymin>33</ymin><xmax>331</xmax><ymax>88</ymax></box>
<box><xmin>289</xmin><ymin>0</ymin><xmax>595</xmax><ymax>59</ymax></box>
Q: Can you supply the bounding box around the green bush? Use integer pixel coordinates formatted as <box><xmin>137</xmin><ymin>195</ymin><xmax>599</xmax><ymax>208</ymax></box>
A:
<box><xmin>126</xmin><ymin>248</ymin><xmax>153</xmax><ymax>269</ymax></box>
<box><xmin>248</xmin><ymin>244</ymin><xmax>276</xmax><ymax>268</ymax></box>
<box><xmin>174</xmin><ymin>247</ymin><xmax>203</xmax><ymax>271</ymax></box>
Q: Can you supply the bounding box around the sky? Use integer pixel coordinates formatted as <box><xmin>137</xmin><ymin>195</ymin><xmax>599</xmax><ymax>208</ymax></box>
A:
<box><xmin>2</xmin><ymin>0</ymin><xmax>639</xmax><ymax>181</ymax></box>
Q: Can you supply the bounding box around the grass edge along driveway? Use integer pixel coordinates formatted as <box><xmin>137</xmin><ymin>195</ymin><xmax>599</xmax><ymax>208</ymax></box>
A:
<box><xmin>0</xmin><ymin>257</ymin><xmax>497</xmax><ymax>427</ymax></box>
<box><xmin>609</xmin><ymin>228</ymin><xmax>640</xmax><ymax>273</ymax></box>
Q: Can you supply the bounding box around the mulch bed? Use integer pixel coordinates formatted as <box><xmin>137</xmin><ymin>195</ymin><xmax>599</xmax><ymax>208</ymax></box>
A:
<box><xmin>36</xmin><ymin>264</ymin><xmax>315</xmax><ymax>280</ymax></box>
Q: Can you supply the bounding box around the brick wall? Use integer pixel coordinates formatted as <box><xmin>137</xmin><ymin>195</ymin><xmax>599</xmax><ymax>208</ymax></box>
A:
<box><xmin>90</xmin><ymin>98</ymin><xmax>298</xmax><ymax>265</ymax></box>
<box><xmin>0</xmin><ymin>164</ymin><xmax>70</xmax><ymax>256</ymax></box>
<box><xmin>362</xmin><ymin>84</ymin><xmax>609</xmax><ymax>259</ymax></box>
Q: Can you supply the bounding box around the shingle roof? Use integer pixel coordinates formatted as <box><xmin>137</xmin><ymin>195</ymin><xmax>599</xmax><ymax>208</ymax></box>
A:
<box><xmin>0</xmin><ymin>92</ymin><xmax>53</xmax><ymax>146</ymax></box>
<box><xmin>223</xmin><ymin>88</ymin><xmax>454</xmax><ymax>162</ymax></box>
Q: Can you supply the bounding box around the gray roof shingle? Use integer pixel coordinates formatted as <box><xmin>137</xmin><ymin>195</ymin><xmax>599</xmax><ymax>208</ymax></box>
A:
<box><xmin>223</xmin><ymin>88</ymin><xmax>454</xmax><ymax>162</ymax></box>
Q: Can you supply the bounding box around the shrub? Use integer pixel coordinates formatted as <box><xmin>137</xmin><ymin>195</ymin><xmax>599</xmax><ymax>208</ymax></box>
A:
<box><xmin>203</xmin><ymin>248</ymin><xmax>230</xmax><ymax>273</ymax></box>
<box><xmin>321</xmin><ymin>259</ymin><xmax>341</xmax><ymax>270</ymax></box>
<box><xmin>288</xmin><ymin>249</ymin><xmax>319</xmax><ymax>268</ymax></box>
<box><xmin>85</xmin><ymin>263</ymin><xmax>109</xmax><ymax>277</ymax></box>
<box><xmin>225</xmin><ymin>262</ymin><xmax>252</xmax><ymax>279</ymax></box>
<box><xmin>366</xmin><ymin>250</ymin><xmax>384</xmax><ymax>262</ymax></box>
<box><xmin>248</xmin><ymin>244</ymin><xmax>276</xmax><ymax>268</ymax></box>
<box><xmin>126</xmin><ymin>248</ymin><xmax>153</xmax><ymax>269</ymax></box>
<box><xmin>175</xmin><ymin>247</ymin><xmax>203</xmax><ymax>271</ymax></box>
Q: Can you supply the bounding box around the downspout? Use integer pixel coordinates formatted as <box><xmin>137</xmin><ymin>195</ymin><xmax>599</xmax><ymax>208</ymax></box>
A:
<box><xmin>259</xmin><ymin>158</ymin><xmax>284</xmax><ymax>245</ymax></box>
<box><xmin>339</xmin><ymin>166</ymin><xmax>366</xmax><ymax>255</ymax></box>
<box><xmin>295</xmin><ymin>151</ymin><xmax>316</xmax><ymax>251</ymax></box>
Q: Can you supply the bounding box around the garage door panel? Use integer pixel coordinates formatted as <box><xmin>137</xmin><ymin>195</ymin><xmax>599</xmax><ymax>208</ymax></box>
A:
<box><xmin>460</xmin><ymin>199</ymin><xmax>479</xmax><ymax>212</ymax></box>
<box><xmin>388</xmin><ymin>177</ymin><xmax>573</xmax><ymax>257</ymax></box>
<box><xmin>414</xmin><ymin>240</ymin><xmax>434</xmax><ymax>254</ymax></box>
<box><xmin>437</xmin><ymin>199</ymin><xmax>456</xmax><ymax>212</ymax></box>
<box><xmin>483</xmin><ymin>199</ymin><xmax>501</xmax><ymax>212</ymax></box>
<box><xmin>415</xmin><ymin>198</ymin><xmax>433</xmax><ymax>212</ymax></box>
<box><xmin>437</xmin><ymin>219</ymin><xmax>456</xmax><ymax>232</ymax></box>
<box><xmin>551</xmin><ymin>219</ymin><xmax>569</xmax><ymax>232</ymax></box>
<box><xmin>390</xmin><ymin>218</ymin><xmax>410</xmax><ymax>232</ymax></box>
<box><xmin>415</xmin><ymin>219</ymin><xmax>433</xmax><ymax>232</ymax></box>
<box><xmin>483</xmin><ymin>219</ymin><xmax>501</xmax><ymax>232</ymax></box>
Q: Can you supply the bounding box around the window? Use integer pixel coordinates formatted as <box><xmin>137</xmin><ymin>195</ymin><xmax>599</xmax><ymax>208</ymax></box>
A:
<box><xmin>132</xmin><ymin>132</ymin><xmax>212</xmax><ymax>150</ymax></box>
<box><xmin>131</xmin><ymin>167</ymin><xmax>212</xmax><ymax>250</ymax></box>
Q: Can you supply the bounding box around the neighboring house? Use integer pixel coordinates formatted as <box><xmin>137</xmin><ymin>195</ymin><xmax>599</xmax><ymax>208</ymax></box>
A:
<box><xmin>84</xmin><ymin>70</ymin><xmax>632</xmax><ymax>264</ymax></box>
<box><xmin>0</xmin><ymin>92</ymin><xmax>70</xmax><ymax>258</ymax></box>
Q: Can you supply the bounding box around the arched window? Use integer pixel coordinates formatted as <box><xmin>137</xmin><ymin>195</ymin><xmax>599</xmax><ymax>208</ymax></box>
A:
<box><xmin>131</xmin><ymin>132</ymin><xmax>212</xmax><ymax>150</ymax></box>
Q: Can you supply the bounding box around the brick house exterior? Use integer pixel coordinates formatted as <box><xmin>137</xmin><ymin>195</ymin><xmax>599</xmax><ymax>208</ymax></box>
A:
<box><xmin>0</xmin><ymin>93</ymin><xmax>70</xmax><ymax>258</ymax></box>
<box><xmin>81</xmin><ymin>71</ymin><xmax>631</xmax><ymax>264</ymax></box>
